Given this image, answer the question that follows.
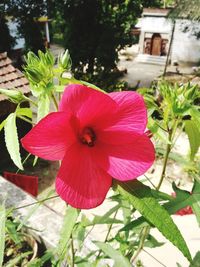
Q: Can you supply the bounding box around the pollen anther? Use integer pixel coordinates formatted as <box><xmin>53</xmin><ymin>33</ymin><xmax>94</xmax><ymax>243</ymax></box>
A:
<box><xmin>80</xmin><ymin>127</ymin><xmax>96</xmax><ymax>147</ymax></box>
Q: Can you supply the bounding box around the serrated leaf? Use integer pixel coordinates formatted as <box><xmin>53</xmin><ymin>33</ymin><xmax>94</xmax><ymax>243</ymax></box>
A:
<box><xmin>16</xmin><ymin>108</ymin><xmax>32</xmax><ymax>119</ymax></box>
<box><xmin>117</xmin><ymin>180</ymin><xmax>192</xmax><ymax>262</ymax></box>
<box><xmin>189</xmin><ymin>251</ymin><xmax>200</xmax><ymax>267</ymax></box>
<box><xmin>56</xmin><ymin>206</ymin><xmax>79</xmax><ymax>261</ymax></box>
<box><xmin>0</xmin><ymin>205</ymin><xmax>6</xmax><ymax>266</ymax></box>
<box><xmin>37</xmin><ymin>94</ymin><xmax>50</xmax><ymax>122</ymax></box>
<box><xmin>120</xmin><ymin>216</ymin><xmax>150</xmax><ymax>232</ymax></box>
<box><xmin>4</xmin><ymin>113</ymin><xmax>23</xmax><ymax>170</ymax></box>
<box><xmin>94</xmin><ymin>241</ymin><xmax>132</xmax><ymax>267</ymax></box>
<box><xmin>122</xmin><ymin>181</ymin><xmax>200</xmax><ymax>233</ymax></box>
<box><xmin>185</xmin><ymin>120</ymin><xmax>200</xmax><ymax>160</ymax></box>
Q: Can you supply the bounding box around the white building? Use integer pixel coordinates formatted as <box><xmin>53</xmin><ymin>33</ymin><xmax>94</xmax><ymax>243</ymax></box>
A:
<box><xmin>135</xmin><ymin>8</ymin><xmax>200</xmax><ymax>65</ymax></box>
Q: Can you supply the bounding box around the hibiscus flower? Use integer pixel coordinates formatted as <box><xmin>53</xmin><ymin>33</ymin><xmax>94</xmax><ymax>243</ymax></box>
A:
<box><xmin>21</xmin><ymin>84</ymin><xmax>155</xmax><ymax>209</ymax></box>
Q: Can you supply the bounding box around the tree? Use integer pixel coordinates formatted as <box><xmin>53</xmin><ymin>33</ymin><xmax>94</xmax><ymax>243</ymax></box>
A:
<box><xmin>0</xmin><ymin>2</ymin><xmax>15</xmax><ymax>53</ymax></box>
<box><xmin>6</xmin><ymin>0</ymin><xmax>46</xmax><ymax>53</ymax></box>
<box><xmin>49</xmin><ymin>0</ymin><xmax>162</xmax><ymax>77</ymax></box>
<box><xmin>170</xmin><ymin>0</ymin><xmax>200</xmax><ymax>21</ymax></box>
<box><xmin>0</xmin><ymin>15</ymin><xmax>15</xmax><ymax>53</ymax></box>
<box><xmin>169</xmin><ymin>0</ymin><xmax>200</xmax><ymax>38</ymax></box>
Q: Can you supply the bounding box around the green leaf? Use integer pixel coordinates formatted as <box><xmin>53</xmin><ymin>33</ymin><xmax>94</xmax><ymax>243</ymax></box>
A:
<box><xmin>191</xmin><ymin>181</ymin><xmax>200</xmax><ymax>226</ymax></box>
<box><xmin>117</xmin><ymin>180</ymin><xmax>192</xmax><ymax>262</ymax></box>
<box><xmin>56</xmin><ymin>206</ymin><xmax>79</xmax><ymax>261</ymax></box>
<box><xmin>5</xmin><ymin>251</ymin><xmax>32</xmax><ymax>267</ymax></box>
<box><xmin>0</xmin><ymin>119</ymin><xmax>6</xmax><ymax>132</ymax></box>
<box><xmin>189</xmin><ymin>251</ymin><xmax>200</xmax><ymax>267</ymax></box>
<box><xmin>185</xmin><ymin>120</ymin><xmax>200</xmax><ymax>160</ymax></box>
<box><xmin>94</xmin><ymin>241</ymin><xmax>132</xmax><ymax>267</ymax></box>
<box><xmin>120</xmin><ymin>216</ymin><xmax>150</xmax><ymax>232</ymax></box>
<box><xmin>75</xmin><ymin>256</ymin><xmax>98</xmax><ymax>267</ymax></box>
<box><xmin>85</xmin><ymin>204</ymin><xmax>121</xmax><ymax>226</ymax></box>
<box><xmin>16</xmin><ymin>108</ymin><xmax>32</xmax><ymax>119</ymax></box>
<box><xmin>144</xmin><ymin>234</ymin><xmax>164</xmax><ymax>248</ymax></box>
<box><xmin>54</xmin><ymin>85</ymin><xmax>65</xmax><ymax>92</ymax></box>
<box><xmin>189</xmin><ymin>107</ymin><xmax>200</xmax><ymax>129</ymax></box>
<box><xmin>122</xmin><ymin>181</ymin><xmax>200</xmax><ymax>233</ymax></box>
<box><xmin>6</xmin><ymin>219</ymin><xmax>22</xmax><ymax>244</ymax></box>
<box><xmin>0</xmin><ymin>205</ymin><xmax>6</xmax><ymax>267</ymax></box>
<box><xmin>192</xmin><ymin>201</ymin><xmax>200</xmax><ymax>226</ymax></box>
<box><xmin>4</xmin><ymin>113</ymin><xmax>23</xmax><ymax>170</ymax></box>
<box><xmin>164</xmin><ymin>181</ymin><xmax>200</xmax><ymax>214</ymax></box>
<box><xmin>37</xmin><ymin>94</ymin><xmax>50</xmax><ymax>122</ymax></box>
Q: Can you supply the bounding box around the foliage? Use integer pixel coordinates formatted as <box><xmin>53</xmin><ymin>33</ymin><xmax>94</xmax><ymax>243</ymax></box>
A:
<box><xmin>0</xmin><ymin>14</ymin><xmax>15</xmax><ymax>53</ymax></box>
<box><xmin>139</xmin><ymin>81</ymin><xmax>200</xmax><ymax>160</ymax></box>
<box><xmin>170</xmin><ymin>0</ymin><xmax>200</xmax><ymax>21</ymax></box>
<box><xmin>6</xmin><ymin>0</ymin><xmax>46</xmax><ymax>53</ymax></box>
<box><xmin>48</xmin><ymin>0</ymin><xmax>162</xmax><ymax>76</ymax></box>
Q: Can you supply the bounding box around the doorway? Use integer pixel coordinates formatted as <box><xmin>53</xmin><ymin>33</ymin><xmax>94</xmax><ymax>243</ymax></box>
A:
<box><xmin>151</xmin><ymin>33</ymin><xmax>162</xmax><ymax>56</ymax></box>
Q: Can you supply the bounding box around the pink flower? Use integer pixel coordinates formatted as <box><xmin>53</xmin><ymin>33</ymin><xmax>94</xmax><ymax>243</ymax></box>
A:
<box><xmin>21</xmin><ymin>85</ymin><xmax>155</xmax><ymax>209</ymax></box>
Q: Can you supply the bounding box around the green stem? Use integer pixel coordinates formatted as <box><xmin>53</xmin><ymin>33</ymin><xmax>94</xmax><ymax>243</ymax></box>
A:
<box><xmin>71</xmin><ymin>234</ymin><xmax>75</xmax><ymax>267</ymax></box>
<box><xmin>156</xmin><ymin>140</ymin><xmax>172</xmax><ymax>190</ymax></box>
<box><xmin>144</xmin><ymin>174</ymin><xmax>156</xmax><ymax>189</ymax></box>
<box><xmin>97</xmin><ymin>210</ymin><xmax>118</xmax><ymax>257</ymax></box>
<box><xmin>131</xmin><ymin>226</ymin><xmax>150</xmax><ymax>263</ymax></box>
<box><xmin>156</xmin><ymin>119</ymin><xmax>179</xmax><ymax>190</ymax></box>
<box><xmin>131</xmin><ymin>118</ymin><xmax>179</xmax><ymax>262</ymax></box>
<box><xmin>13</xmin><ymin>195</ymin><xmax>59</xmax><ymax>210</ymax></box>
<box><xmin>51</xmin><ymin>92</ymin><xmax>59</xmax><ymax>111</ymax></box>
<box><xmin>17</xmin><ymin>115</ymin><xmax>35</xmax><ymax>125</ymax></box>
<box><xmin>23</xmin><ymin>96</ymin><xmax>38</xmax><ymax>107</ymax></box>
<box><xmin>16</xmin><ymin>153</ymin><xmax>31</xmax><ymax>174</ymax></box>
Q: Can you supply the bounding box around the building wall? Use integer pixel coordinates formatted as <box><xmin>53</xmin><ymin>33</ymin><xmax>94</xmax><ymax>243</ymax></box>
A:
<box><xmin>171</xmin><ymin>19</ymin><xmax>200</xmax><ymax>64</ymax></box>
<box><xmin>137</xmin><ymin>16</ymin><xmax>200</xmax><ymax>63</ymax></box>
<box><xmin>136</xmin><ymin>17</ymin><xmax>172</xmax><ymax>54</ymax></box>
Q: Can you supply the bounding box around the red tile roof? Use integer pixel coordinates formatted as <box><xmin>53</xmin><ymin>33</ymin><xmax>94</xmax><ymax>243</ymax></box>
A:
<box><xmin>0</xmin><ymin>52</ymin><xmax>30</xmax><ymax>101</ymax></box>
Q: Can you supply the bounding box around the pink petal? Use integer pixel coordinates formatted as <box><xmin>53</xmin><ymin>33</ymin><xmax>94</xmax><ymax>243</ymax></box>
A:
<box><xmin>92</xmin><ymin>134</ymin><xmax>155</xmax><ymax>181</ymax></box>
<box><xmin>107</xmin><ymin>91</ymin><xmax>147</xmax><ymax>134</ymax></box>
<box><xmin>21</xmin><ymin>112</ymin><xmax>76</xmax><ymax>160</ymax></box>
<box><xmin>96</xmin><ymin>128</ymin><xmax>141</xmax><ymax>145</ymax></box>
<box><xmin>59</xmin><ymin>84</ymin><xmax>117</xmax><ymax>128</ymax></box>
<box><xmin>56</xmin><ymin>143</ymin><xmax>112</xmax><ymax>209</ymax></box>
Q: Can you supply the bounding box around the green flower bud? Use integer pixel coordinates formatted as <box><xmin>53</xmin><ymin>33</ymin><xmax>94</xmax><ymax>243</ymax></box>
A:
<box><xmin>0</xmin><ymin>88</ymin><xmax>26</xmax><ymax>104</ymax></box>
<box><xmin>58</xmin><ymin>49</ymin><xmax>72</xmax><ymax>70</ymax></box>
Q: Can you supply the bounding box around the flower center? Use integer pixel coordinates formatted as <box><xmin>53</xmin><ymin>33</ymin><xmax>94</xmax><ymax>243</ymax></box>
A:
<box><xmin>80</xmin><ymin>127</ymin><xmax>96</xmax><ymax>147</ymax></box>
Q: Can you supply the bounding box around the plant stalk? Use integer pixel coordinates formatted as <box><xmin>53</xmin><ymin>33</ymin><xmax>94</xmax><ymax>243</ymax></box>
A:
<box><xmin>71</xmin><ymin>234</ymin><xmax>75</xmax><ymax>267</ymax></box>
<box><xmin>51</xmin><ymin>92</ymin><xmax>59</xmax><ymax>111</ymax></box>
<box><xmin>17</xmin><ymin>115</ymin><xmax>35</xmax><ymax>125</ymax></box>
<box><xmin>156</xmin><ymin>119</ymin><xmax>179</xmax><ymax>190</ymax></box>
<box><xmin>131</xmin><ymin>119</ymin><xmax>179</xmax><ymax>262</ymax></box>
<box><xmin>24</xmin><ymin>96</ymin><xmax>38</xmax><ymax>107</ymax></box>
<box><xmin>13</xmin><ymin>195</ymin><xmax>59</xmax><ymax>210</ymax></box>
<box><xmin>131</xmin><ymin>226</ymin><xmax>150</xmax><ymax>263</ymax></box>
<box><xmin>97</xmin><ymin>209</ymin><xmax>118</xmax><ymax>257</ymax></box>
